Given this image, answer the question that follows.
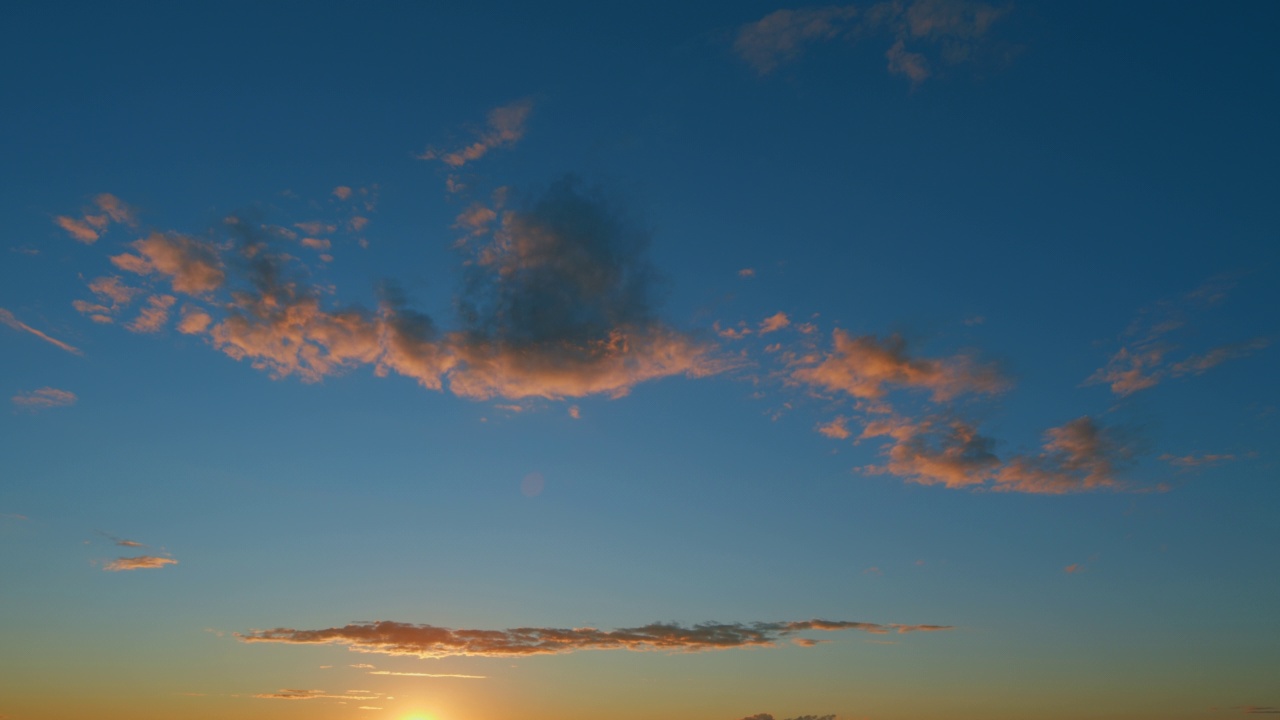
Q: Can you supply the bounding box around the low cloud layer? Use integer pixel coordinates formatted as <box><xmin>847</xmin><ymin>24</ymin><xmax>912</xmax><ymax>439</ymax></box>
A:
<box><xmin>238</xmin><ymin>618</ymin><xmax>951</xmax><ymax>659</ymax></box>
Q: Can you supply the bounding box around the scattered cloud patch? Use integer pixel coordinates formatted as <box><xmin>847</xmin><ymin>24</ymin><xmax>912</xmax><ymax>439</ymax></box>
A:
<box><xmin>111</xmin><ymin>232</ymin><xmax>225</xmax><ymax>295</ymax></box>
<box><xmin>794</xmin><ymin>330</ymin><xmax>1006</xmax><ymax>401</ymax></box>
<box><xmin>1160</xmin><ymin>453</ymin><xmax>1236</xmax><ymax>469</ymax></box>
<box><xmin>125</xmin><ymin>294</ymin><xmax>177</xmax><ymax>333</ymax></box>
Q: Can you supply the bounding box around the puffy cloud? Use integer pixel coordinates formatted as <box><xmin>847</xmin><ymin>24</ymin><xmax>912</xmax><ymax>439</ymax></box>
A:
<box><xmin>11</xmin><ymin>387</ymin><xmax>77</xmax><ymax>410</ymax></box>
<box><xmin>110</xmin><ymin>232</ymin><xmax>225</xmax><ymax>295</ymax></box>
<box><xmin>739</xmin><ymin>268</ymin><xmax>756</xmax><ymax>278</ymax></box>
<box><xmin>741</xmin><ymin>715</ymin><xmax>836</xmax><ymax>720</ymax></box>
<box><xmin>299</xmin><ymin>237</ymin><xmax>331</xmax><ymax>251</ymax></box>
<box><xmin>332</xmin><ymin>186</ymin><xmax>353</xmax><ymax>200</ymax></box>
<box><xmin>419</xmin><ymin>99</ymin><xmax>533</xmax><ymax>167</ymax></box>
<box><xmin>125</xmin><ymin>294</ymin><xmax>176</xmax><ymax>333</ymax></box>
<box><xmin>816</xmin><ymin>416</ymin><xmax>851</xmax><ymax>439</ymax></box>
<box><xmin>54</xmin><ymin>194</ymin><xmax>136</xmax><ymax>242</ymax></box>
<box><xmin>103</xmin><ymin>555</ymin><xmax>178</xmax><ymax>571</ymax></box>
<box><xmin>0</xmin><ymin>308</ymin><xmax>83</xmax><ymax>355</ymax></box>
<box><xmin>177</xmin><ymin>307</ymin><xmax>214</xmax><ymax>335</ymax></box>
<box><xmin>794</xmin><ymin>330</ymin><xmax>1006</xmax><ymax>401</ymax></box>
<box><xmin>237</xmin><ymin>617</ymin><xmax>951</xmax><ymax>659</ymax></box>
<box><xmin>93</xmin><ymin>193</ymin><xmax>137</xmax><ymax>226</ymax></box>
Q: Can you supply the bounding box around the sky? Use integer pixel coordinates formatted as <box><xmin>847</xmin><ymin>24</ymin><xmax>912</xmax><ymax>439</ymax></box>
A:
<box><xmin>1</xmin><ymin>2</ymin><xmax>1278</xmax><ymax>719</ymax></box>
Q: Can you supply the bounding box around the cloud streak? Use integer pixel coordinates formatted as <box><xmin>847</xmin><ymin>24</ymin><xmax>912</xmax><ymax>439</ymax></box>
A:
<box><xmin>419</xmin><ymin>99</ymin><xmax>533</xmax><ymax>167</ymax></box>
<box><xmin>238</xmin><ymin>618</ymin><xmax>951</xmax><ymax>659</ymax></box>
<box><xmin>794</xmin><ymin>330</ymin><xmax>1006</xmax><ymax>401</ymax></box>
<box><xmin>1</xmin><ymin>308</ymin><xmax>83</xmax><ymax>355</ymax></box>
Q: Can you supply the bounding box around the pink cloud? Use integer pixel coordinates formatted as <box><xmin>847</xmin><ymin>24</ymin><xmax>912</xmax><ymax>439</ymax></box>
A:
<box><xmin>816</xmin><ymin>416</ymin><xmax>851</xmax><ymax>439</ymax></box>
<box><xmin>93</xmin><ymin>193</ymin><xmax>137</xmax><ymax>226</ymax></box>
<box><xmin>11</xmin><ymin>387</ymin><xmax>77</xmax><ymax>410</ymax></box>
<box><xmin>794</xmin><ymin>330</ymin><xmax>1006</xmax><ymax>401</ymax></box>
<box><xmin>0</xmin><ymin>308</ymin><xmax>83</xmax><ymax>355</ymax></box>
<box><xmin>238</xmin><ymin>617</ymin><xmax>951</xmax><ymax>659</ymax></box>
<box><xmin>55</xmin><ymin>216</ymin><xmax>101</xmax><ymax>243</ymax></box>
<box><xmin>1160</xmin><ymin>453</ymin><xmax>1237</xmax><ymax>469</ymax></box>
<box><xmin>110</xmin><ymin>232</ymin><xmax>225</xmax><ymax>295</ymax></box>
<box><xmin>103</xmin><ymin>555</ymin><xmax>177</xmax><ymax>571</ymax></box>
<box><xmin>759</xmin><ymin>311</ymin><xmax>791</xmax><ymax>335</ymax></box>
<box><xmin>332</xmin><ymin>186</ymin><xmax>353</xmax><ymax>200</ymax></box>
<box><xmin>126</xmin><ymin>294</ymin><xmax>176</xmax><ymax>333</ymax></box>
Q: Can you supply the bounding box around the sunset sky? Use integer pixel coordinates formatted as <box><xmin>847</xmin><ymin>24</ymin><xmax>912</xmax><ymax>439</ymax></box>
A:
<box><xmin>2</xmin><ymin>3</ymin><xmax>1278</xmax><ymax>719</ymax></box>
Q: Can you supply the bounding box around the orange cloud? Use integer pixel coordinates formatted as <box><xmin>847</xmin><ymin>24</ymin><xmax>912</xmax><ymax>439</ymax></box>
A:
<box><xmin>255</xmin><ymin>689</ymin><xmax>382</xmax><ymax>701</ymax></box>
<box><xmin>110</xmin><ymin>232</ymin><xmax>225</xmax><ymax>295</ymax></box>
<box><xmin>859</xmin><ymin>415</ymin><xmax>1136</xmax><ymax>494</ymax></box>
<box><xmin>816</xmin><ymin>416</ymin><xmax>851</xmax><ymax>439</ymax></box>
<box><xmin>103</xmin><ymin>555</ymin><xmax>177</xmax><ymax>571</ymax></box>
<box><xmin>0</xmin><ymin>308</ymin><xmax>83</xmax><ymax>355</ymax></box>
<box><xmin>126</xmin><ymin>294</ymin><xmax>176</xmax><ymax>333</ymax></box>
<box><xmin>1161</xmin><ymin>453</ymin><xmax>1236</xmax><ymax>469</ymax></box>
<box><xmin>93</xmin><ymin>193</ymin><xmax>137</xmax><ymax>226</ymax></box>
<box><xmin>55</xmin><ymin>215</ymin><xmax>101</xmax><ymax>243</ymax></box>
<box><xmin>1064</xmin><ymin>564</ymin><xmax>1085</xmax><ymax>574</ymax></box>
<box><xmin>795</xmin><ymin>330</ymin><xmax>1006</xmax><ymax>401</ymax></box>
<box><xmin>332</xmin><ymin>186</ymin><xmax>353</xmax><ymax>200</ymax></box>
<box><xmin>739</xmin><ymin>268</ymin><xmax>756</xmax><ymax>278</ymax></box>
<box><xmin>54</xmin><ymin>194</ymin><xmax>137</xmax><ymax>242</ymax></box>
<box><xmin>419</xmin><ymin>99</ymin><xmax>533</xmax><ymax>167</ymax></box>
<box><xmin>759</xmin><ymin>311</ymin><xmax>791</xmax><ymax>335</ymax></box>
<box><xmin>12</xmin><ymin>387</ymin><xmax>77</xmax><ymax>410</ymax></box>
<box><xmin>238</xmin><ymin>618</ymin><xmax>952</xmax><ymax>659</ymax></box>
<box><xmin>300</xmin><ymin>237</ymin><xmax>331</xmax><ymax>251</ymax></box>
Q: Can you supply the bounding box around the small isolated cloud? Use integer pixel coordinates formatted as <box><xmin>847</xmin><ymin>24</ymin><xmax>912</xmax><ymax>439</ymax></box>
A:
<box><xmin>12</xmin><ymin>387</ymin><xmax>77</xmax><ymax>410</ymax></box>
<box><xmin>0</xmin><ymin>308</ymin><xmax>83</xmax><ymax>355</ymax></box>
<box><xmin>419</xmin><ymin>99</ymin><xmax>533</xmax><ymax>167</ymax></box>
<box><xmin>741</xmin><ymin>714</ymin><xmax>836</xmax><ymax>720</ymax></box>
<box><xmin>568</xmin><ymin>405</ymin><xmax>581</xmax><ymax>419</ymax></box>
<box><xmin>739</xmin><ymin>268</ymin><xmax>756</xmax><ymax>278</ymax></box>
<box><xmin>735</xmin><ymin>0</ymin><xmax>1007</xmax><ymax>83</ymax></box>
<box><xmin>103</xmin><ymin>555</ymin><xmax>178</xmax><ymax>571</ymax></box>
<box><xmin>56</xmin><ymin>216</ymin><xmax>102</xmax><ymax>243</ymax></box>
<box><xmin>816</xmin><ymin>416</ymin><xmax>851</xmax><ymax>439</ymax></box>
<box><xmin>759</xmin><ymin>312</ymin><xmax>791</xmax><ymax>335</ymax></box>
<box><xmin>795</xmin><ymin>330</ymin><xmax>1006</xmax><ymax>401</ymax></box>
<box><xmin>1063</xmin><ymin>563</ymin><xmax>1085</xmax><ymax>574</ymax></box>
<box><xmin>238</xmin><ymin>618</ymin><xmax>951</xmax><ymax>659</ymax></box>
<box><xmin>332</xmin><ymin>186</ymin><xmax>353</xmax><ymax>200</ymax></box>
<box><xmin>111</xmin><ymin>232</ymin><xmax>226</xmax><ymax>295</ymax></box>
<box><xmin>1085</xmin><ymin>279</ymin><xmax>1269</xmax><ymax>396</ymax></box>
<box><xmin>1160</xmin><ymin>453</ymin><xmax>1237</xmax><ymax>469</ymax></box>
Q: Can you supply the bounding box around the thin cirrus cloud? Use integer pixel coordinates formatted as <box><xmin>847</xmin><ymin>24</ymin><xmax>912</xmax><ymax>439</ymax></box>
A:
<box><xmin>83</xmin><ymin>179</ymin><xmax>721</xmax><ymax>402</ymax></box>
<box><xmin>103</xmin><ymin>556</ymin><xmax>178</xmax><ymax>571</ymax></box>
<box><xmin>367</xmin><ymin>670</ymin><xmax>486</xmax><ymax>679</ymax></box>
<box><xmin>794</xmin><ymin>330</ymin><xmax>1007</xmax><ymax>401</ymax></box>
<box><xmin>255</xmin><ymin>689</ymin><xmax>383</xmax><ymax>701</ymax></box>
<box><xmin>236</xmin><ymin>618</ymin><xmax>952</xmax><ymax>659</ymax></box>
<box><xmin>1085</xmin><ymin>279</ymin><xmax>1270</xmax><ymax>396</ymax></box>
<box><xmin>417</xmin><ymin>99</ymin><xmax>533</xmax><ymax>167</ymax></box>
<box><xmin>735</xmin><ymin>0</ymin><xmax>1008</xmax><ymax>83</ymax></box>
<box><xmin>11</xmin><ymin>387</ymin><xmax>77</xmax><ymax>410</ymax></box>
<box><xmin>0</xmin><ymin>308</ymin><xmax>83</xmax><ymax>355</ymax></box>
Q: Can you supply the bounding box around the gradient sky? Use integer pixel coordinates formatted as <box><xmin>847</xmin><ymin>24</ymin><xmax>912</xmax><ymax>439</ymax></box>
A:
<box><xmin>2</xmin><ymin>3</ymin><xmax>1278</xmax><ymax>720</ymax></box>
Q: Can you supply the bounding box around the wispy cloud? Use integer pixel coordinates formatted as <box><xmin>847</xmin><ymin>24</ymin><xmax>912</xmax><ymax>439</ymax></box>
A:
<box><xmin>238</xmin><ymin>618</ymin><xmax>951</xmax><ymax>659</ymax></box>
<box><xmin>367</xmin><ymin>670</ymin><xmax>486</xmax><ymax>679</ymax></box>
<box><xmin>419</xmin><ymin>99</ymin><xmax>533</xmax><ymax>167</ymax></box>
<box><xmin>1085</xmin><ymin>279</ymin><xmax>1269</xmax><ymax>396</ymax></box>
<box><xmin>735</xmin><ymin>0</ymin><xmax>1008</xmax><ymax>83</ymax></box>
<box><xmin>0</xmin><ymin>308</ymin><xmax>83</xmax><ymax>355</ymax></box>
<box><xmin>1161</xmin><ymin>453</ymin><xmax>1237</xmax><ymax>469</ymax></box>
<box><xmin>11</xmin><ymin>387</ymin><xmax>77</xmax><ymax>410</ymax></box>
<box><xmin>103</xmin><ymin>556</ymin><xmax>178</xmax><ymax>571</ymax></box>
<box><xmin>794</xmin><ymin>330</ymin><xmax>1006</xmax><ymax>401</ymax></box>
<box><xmin>741</xmin><ymin>715</ymin><xmax>836</xmax><ymax>720</ymax></box>
<box><xmin>254</xmin><ymin>689</ymin><xmax>383</xmax><ymax>701</ymax></box>
<box><xmin>125</xmin><ymin>294</ymin><xmax>177</xmax><ymax>333</ymax></box>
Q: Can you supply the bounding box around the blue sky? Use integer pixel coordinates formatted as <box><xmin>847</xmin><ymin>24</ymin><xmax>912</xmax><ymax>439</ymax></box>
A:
<box><xmin>2</xmin><ymin>3</ymin><xmax>1278</xmax><ymax>719</ymax></box>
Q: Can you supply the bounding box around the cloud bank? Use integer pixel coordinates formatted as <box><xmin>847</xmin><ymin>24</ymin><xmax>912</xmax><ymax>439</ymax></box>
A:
<box><xmin>238</xmin><ymin>618</ymin><xmax>951</xmax><ymax>659</ymax></box>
